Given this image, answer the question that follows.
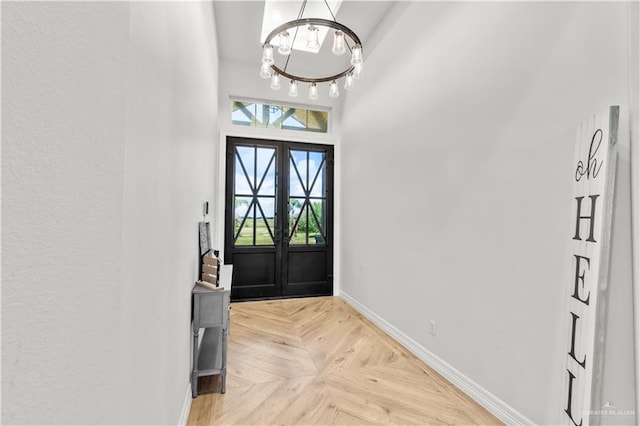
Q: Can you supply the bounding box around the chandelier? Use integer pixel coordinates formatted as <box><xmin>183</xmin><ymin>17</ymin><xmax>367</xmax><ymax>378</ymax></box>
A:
<box><xmin>260</xmin><ymin>0</ymin><xmax>363</xmax><ymax>99</ymax></box>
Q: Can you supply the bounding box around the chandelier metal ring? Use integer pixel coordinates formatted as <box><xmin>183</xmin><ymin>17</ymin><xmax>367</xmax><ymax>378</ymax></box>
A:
<box><xmin>263</xmin><ymin>18</ymin><xmax>362</xmax><ymax>84</ymax></box>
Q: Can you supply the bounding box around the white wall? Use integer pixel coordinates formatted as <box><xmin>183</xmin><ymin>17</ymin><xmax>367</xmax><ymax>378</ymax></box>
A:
<box><xmin>2</xmin><ymin>2</ymin><xmax>219</xmax><ymax>424</ymax></box>
<box><xmin>2</xmin><ymin>3</ymin><xmax>128</xmax><ymax>423</ymax></box>
<box><xmin>117</xmin><ymin>2</ymin><xmax>219</xmax><ymax>424</ymax></box>
<box><xmin>339</xmin><ymin>2</ymin><xmax>638</xmax><ymax>425</ymax></box>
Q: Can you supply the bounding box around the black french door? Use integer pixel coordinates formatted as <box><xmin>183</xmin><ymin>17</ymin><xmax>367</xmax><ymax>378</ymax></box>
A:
<box><xmin>224</xmin><ymin>136</ymin><xmax>334</xmax><ymax>301</ymax></box>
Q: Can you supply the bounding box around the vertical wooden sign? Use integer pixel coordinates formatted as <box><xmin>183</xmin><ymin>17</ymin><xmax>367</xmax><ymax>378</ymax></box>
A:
<box><xmin>563</xmin><ymin>106</ymin><xmax>619</xmax><ymax>426</ymax></box>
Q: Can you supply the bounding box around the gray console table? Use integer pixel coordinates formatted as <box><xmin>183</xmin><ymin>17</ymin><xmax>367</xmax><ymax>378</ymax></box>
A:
<box><xmin>191</xmin><ymin>264</ymin><xmax>233</xmax><ymax>397</ymax></box>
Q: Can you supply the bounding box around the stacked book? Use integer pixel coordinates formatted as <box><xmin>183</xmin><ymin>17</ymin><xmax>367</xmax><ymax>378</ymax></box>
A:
<box><xmin>201</xmin><ymin>250</ymin><xmax>221</xmax><ymax>286</ymax></box>
<box><xmin>194</xmin><ymin>280</ymin><xmax>223</xmax><ymax>292</ymax></box>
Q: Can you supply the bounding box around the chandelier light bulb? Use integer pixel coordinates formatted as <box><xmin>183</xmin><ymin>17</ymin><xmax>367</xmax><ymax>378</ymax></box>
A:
<box><xmin>262</xmin><ymin>44</ymin><xmax>274</xmax><ymax>65</ymax></box>
<box><xmin>307</xmin><ymin>25</ymin><xmax>320</xmax><ymax>49</ymax></box>
<box><xmin>288</xmin><ymin>80</ymin><xmax>298</xmax><ymax>97</ymax></box>
<box><xmin>329</xmin><ymin>80</ymin><xmax>339</xmax><ymax>98</ymax></box>
<box><xmin>278</xmin><ymin>31</ymin><xmax>291</xmax><ymax>55</ymax></box>
<box><xmin>308</xmin><ymin>83</ymin><xmax>319</xmax><ymax>100</ymax></box>
<box><xmin>270</xmin><ymin>73</ymin><xmax>281</xmax><ymax>90</ymax></box>
<box><xmin>353</xmin><ymin>62</ymin><xmax>363</xmax><ymax>79</ymax></box>
<box><xmin>260</xmin><ymin>62</ymin><xmax>272</xmax><ymax>79</ymax></box>
<box><xmin>332</xmin><ymin>31</ymin><xmax>346</xmax><ymax>55</ymax></box>
<box><xmin>350</xmin><ymin>44</ymin><xmax>363</xmax><ymax>65</ymax></box>
<box><xmin>344</xmin><ymin>73</ymin><xmax>354</xmax><ymax>91</ymax></box>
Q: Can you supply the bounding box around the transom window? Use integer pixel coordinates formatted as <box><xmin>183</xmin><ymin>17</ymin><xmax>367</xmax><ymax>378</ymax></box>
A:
<box><xmin>231</xmin><ymin>101</ymin><xmax>329</xmax><ymax>133</ymax></box>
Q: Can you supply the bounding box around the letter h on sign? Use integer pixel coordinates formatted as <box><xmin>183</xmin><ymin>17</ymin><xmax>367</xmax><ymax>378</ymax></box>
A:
<box><xmin>573</xmin><ymin>195</ymin><xmax>599</xmax><ymax>243</ymax></box>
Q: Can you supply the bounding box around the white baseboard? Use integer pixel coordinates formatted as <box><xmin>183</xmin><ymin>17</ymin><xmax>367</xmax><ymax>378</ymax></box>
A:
<box><xmin>178</xmin><ymin>382</ymin><xmax>193</xmax><ymax>426</ymax></box>
<box><xmin>339</xmin><ymin>291</ymin><xmax>535</xmax><ymax>426</ymax></box>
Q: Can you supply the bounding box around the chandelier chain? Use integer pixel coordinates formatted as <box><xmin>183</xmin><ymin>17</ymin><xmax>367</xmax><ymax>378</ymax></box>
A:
<box><xmin>283</xmin><ymin>0</ymin><xmax>308</xmax><ymax>74</ymax></box>
<box><xmin>298</xmin><ymin>0</ymin><xmax>308</xmax><ymax>20</ymax></box>
<box><xmin>323</xmin><ymin>0</ymin><xmax>337</xmax><ymax>22</ymax></box>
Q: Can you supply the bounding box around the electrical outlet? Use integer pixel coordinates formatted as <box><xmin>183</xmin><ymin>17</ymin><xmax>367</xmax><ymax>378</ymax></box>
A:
<box><xmin>430</xmin><ymin>320</ymin><xmax>437</xmax><ymax>336</ymax></box>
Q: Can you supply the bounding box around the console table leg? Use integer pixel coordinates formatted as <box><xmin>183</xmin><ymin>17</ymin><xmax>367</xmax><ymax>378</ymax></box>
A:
<box><xmin>192</xmin><ymin>328</ymin><xmax>199</xmax><ymax>398</ymax></box>
<box><xmin>191</xmin><ymin>372</ymin><xmax>198</xmax><ymax>398</ymax></box>
<box><xmin>220</xmin><ymin>328</ymin><xmax>228</xmax><ymax>394</ymax></box>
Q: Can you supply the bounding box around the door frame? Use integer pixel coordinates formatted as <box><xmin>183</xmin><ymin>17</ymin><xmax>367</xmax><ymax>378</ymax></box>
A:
<box><xmin>215</xmin><ymin>129</ymin><xmax>341</xmax><ymax>296</ymax></box>
<box><xmin>224</xmin><ymin>137</ymin><xmax>334</xmax><ymax>300</ymax></box>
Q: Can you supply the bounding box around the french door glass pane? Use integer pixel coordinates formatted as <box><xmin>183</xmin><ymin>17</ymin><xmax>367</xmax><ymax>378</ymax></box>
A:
<box><xmin>256</xmin><ymin>148</ymin><xmax>276</xmax><ymax>196</ymax></box>
<box><xmin>234</xmin><ymin>196</ymin><xmax>252</xmax><ymax>246</ymax></box>
<box><xmin>233</xmin><ymin>146</ymin><xmax>277</xmax><ymax>247</ymax></box>
<box><xmin>235</xmin><ymin>147</ymin><xmax>255</xmax><ymax>191</ymax></box>
<box><xmin>289</xmin><ymin>151</ymin><xmax>306</xmax><ymax>197</ymax></box>
<box><xmin>289</xmin><ymin>149</ymin><xmax>327</xmax><ymax>246</ymax></box>
<box><xmin>255</xmin><ymin>197</ymin><xmax>275</xmax><ymax>246</ymax></box>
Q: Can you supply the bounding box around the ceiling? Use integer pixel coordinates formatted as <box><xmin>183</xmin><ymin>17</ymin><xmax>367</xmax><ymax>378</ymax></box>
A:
<box><xmin>213</xmin><ymin>0</ymin><xmax>395</xmax><ymax>79</ymax></box>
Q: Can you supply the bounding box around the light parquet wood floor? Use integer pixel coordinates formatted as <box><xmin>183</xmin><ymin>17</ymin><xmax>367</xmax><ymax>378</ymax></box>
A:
<box><xmin>187</xmin><ymin>296</ymin><xmax>502</xmax><ymax>426</ymax></box>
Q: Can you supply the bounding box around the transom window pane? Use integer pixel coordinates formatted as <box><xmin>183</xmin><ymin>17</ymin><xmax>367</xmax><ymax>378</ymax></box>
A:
<box><xmin>232</xmin><ymin>101</ymin><xmax>328</xmax><ymax>133</ymax></box>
